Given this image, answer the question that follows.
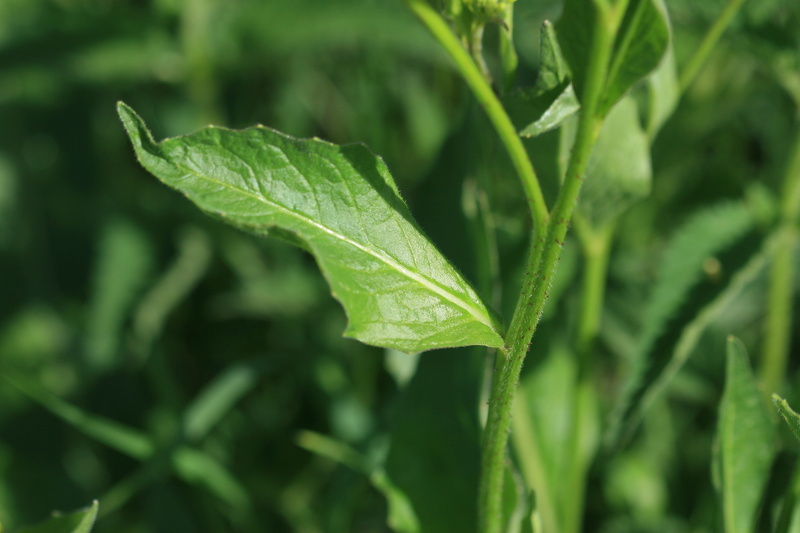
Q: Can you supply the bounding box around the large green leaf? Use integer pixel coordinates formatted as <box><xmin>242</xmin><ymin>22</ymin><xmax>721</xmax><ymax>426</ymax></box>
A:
<box><xmin>716</xmin><ymin>337</ymin><xmax>775</xmax><ymax>533</ymax></box>
<box><xmin>117</xmin><ymin>102</ymin><xmax>504</xmax><ymax>353</ymax></box>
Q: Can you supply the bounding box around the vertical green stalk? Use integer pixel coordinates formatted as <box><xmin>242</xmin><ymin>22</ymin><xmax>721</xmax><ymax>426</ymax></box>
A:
<box><xmin>574</xmin><ymin>217</ymin><xmax>615</xmax><ymax>360</ymax></box>
<box><xmin>678</xmin><ymin>0</ymin><xmax>748</xmax><ymax>93</ymax></box>
<box><xmin>760</xmin><ymin>121</ymin><xmax>800</xmax><ymax>394</ymax></box>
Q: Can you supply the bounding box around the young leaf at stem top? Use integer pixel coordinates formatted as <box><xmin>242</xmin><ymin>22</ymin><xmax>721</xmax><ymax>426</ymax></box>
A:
<box><xmin>117</xmin><ymin>102</ymin><xmax>504</xmax><ymax>353</ymax></box>
<box><xmin>556</xmin><ymin>0</ymin><xmax>669</xmax><ymax>117</ymax></box>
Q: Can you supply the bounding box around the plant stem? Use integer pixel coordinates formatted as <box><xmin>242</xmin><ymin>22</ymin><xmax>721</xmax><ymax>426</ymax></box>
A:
<box><xmin>677</xmin><ymin>0</ymin><xmax>748</xmax><ymax>93</ymax></box>
<box><xmin>574</xmin><ymin>216</ymin><xmax>615</xmax><ymax>360</ymax></box>
<box><xmin>760</xmin><ymin>121</ymin><xmax>800</xmax><ymax>394</ymax></box>
<box><xmin>404</xmin><ymin>0</ymin><xmax>549</xmax><ymax>231</ymax></box>
<box><xmin>552</xmin><ymin>218</ymin><xmax>612</xmax><ymax>533</ymax></box>
<box><xmin>479</xmin><ymin>7</ymin><xmax>617</xmax><ymax>531</ymax></box>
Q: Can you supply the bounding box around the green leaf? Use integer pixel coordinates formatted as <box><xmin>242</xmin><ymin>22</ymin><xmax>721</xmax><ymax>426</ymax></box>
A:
<box><xmin>385</xmin><ymin>349</ymin><xmax>483</xmax><ymax>533</ymax></box>
<box><xmin>85</xmin><ymin>218</ymin><xmax>153</xmax><ymax>371</ymax></box>
<box><xmin>607</xmin><ymin>201</ymin><xmax>757</xmax><ymax>447</ymax></box>
<box><xmin>578</xmin><ymin>96</ymin><xmax>652</xmax><ymax>225</ymax></box>
<box><xmin>773</xmin><ymin>395</ymin><xmax>800</xmax><ymax>444</ymax></box>
<box><xmin>536</xmin><ymin>20</ymin><xmax>570</xmax><ymax>93</ymax></box>
<box><xmin>717</xmin><ymin>337</ymin><xmax>775</xmax><ymax>533</ymax></box>
<box><xmin>600</xmin><ymin>0</ymin><xmax>670</xmax><ymax>115</ymax></box>
<box><xmin>556</xmin><ymin>0</ymin><xmax>669</xmax><ymax>116</ymax></box>
<box><xmin>17</xmin><ymin>501</ymin><xmax>98</xmax><ymax>533</ymax></box>
<box><xmin>519</xmin><ymin>84</ymin><xmax>580</xmax><ymax>138</ymax></box>
<box><xmin>117</xmin><ymin>102</ymin><xmax>504</xmax><ymax>353</ymax></box>
<box><xmin>518</xmin><ymin>21</ymin><xmax>581</xmax><ymax>138</ymax></box>
<box><xmin>182</xmin><ymin>360</ymin><xmax>262</xmax><ymax>441</ymax></box>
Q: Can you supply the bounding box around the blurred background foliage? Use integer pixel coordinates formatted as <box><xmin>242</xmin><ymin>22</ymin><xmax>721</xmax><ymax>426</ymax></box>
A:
<box><xmin>0</xmin><ymin>0</ymin><xmax>799</xmax><ymax>532</ymax></box>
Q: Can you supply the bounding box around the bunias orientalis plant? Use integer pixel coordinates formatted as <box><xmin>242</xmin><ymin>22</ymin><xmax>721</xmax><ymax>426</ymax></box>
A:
<box><xmin>117</xmin><ymin>0</ymin><xmax>773</xmax><ymax>531</ymax></box>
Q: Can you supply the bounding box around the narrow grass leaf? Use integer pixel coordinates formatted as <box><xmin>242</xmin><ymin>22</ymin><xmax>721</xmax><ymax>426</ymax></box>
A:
<box><xmin>5</xmin><ymin>374</ymin><xmax>250</xmax><ymax>511</ymax></box>
<box><xmin>773</xmin><ymin>395</ymin><xmax>800</xmax><ymax>444</ymax></box>
<box><xmin>183</xmin><ymin>360</ymin><xmax>261</xmax><ymax>441</ymax></box>
<box><xmin>17</xmin><ymin>501</ymin><xmax>98</xmax><ymax>533</ymax></box>
<box><xmin>607</xmin><ymin>201</ymin><xmax>756</xmax><ymax>447</ymax></box>
<box><xmin>118</xmin><ymin>102</ymin><xmax>504</xmax><ymax>353</ymax></box>
<box><xmin>85</xmin><ymin>218</ymin><xmax>152</xmax><ymax>371</ymax></box>
<box><xmin>296</xmin><ymin>430</ymin><xmax>420</xmax><ymax>532</ymax></box>
<box><xmin>132</xmin><ymin>227</ymin><xmax>212</xmax><ymax>359</ymax></box>
<box><xmin>717</xmin><ymin>337</ymin><xmax>775</xmax><ymax>533</ymax></box>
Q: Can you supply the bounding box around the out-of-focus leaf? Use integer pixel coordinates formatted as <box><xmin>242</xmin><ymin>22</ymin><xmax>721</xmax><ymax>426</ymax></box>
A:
<box><xmin>385</xmin><ymin>349</ymin><xmax>483</xmax><ymax>533</ymax></box>
<box><xmin>132</xmin><ymin>227</ymin><xmax>211</xmax><ymax>359</ymax></box>
<box><xmin>4</xmin><ymin>375</ymin><xmax>250</xmax><ymax>511</ymax></box>
<box><xmin>607</xmin><ymin>201</ymin><xmax>757</xmax><ymax>447</ymax></box>
<box><xmin>513</xmin><ymin>341</ymin><xmax>599</xmax><ymax>533</ymax></box>
<box><xmin>118</xmin><ymin>102</ymin><xmax>504</xmax><ymax>353</ymax></box>
<box><xmin>773</xmin><ymin>395</ymin><xmax>800</xmax><ymax>444</ymax></box>
<box><xmin>296</xmin><ymin>430</ymin><xmax>420</xmax><ymax>532</ymax></box>
<box><xmin>578</xmin><ymin>96</ymin><xmax>651</xmax><ymax>225</ymax></box>
<box><xmin>17</xmin><ymin>501</ymin><xmax>98</xmax><ymax>533</ymax></box>
<box><xmin>716</xmin><ymin>337</ymin><xmax>775</xmax><ymax>533</ymax></box>
<box><xmin>182</xmin><ymin>361</ymin><xmax>262</xmax><ymax>441</ymax></box>
<box><xmin>85</xmin><ymin>218</ymin><xmax>153</xmax><ymax>371</ymax></box>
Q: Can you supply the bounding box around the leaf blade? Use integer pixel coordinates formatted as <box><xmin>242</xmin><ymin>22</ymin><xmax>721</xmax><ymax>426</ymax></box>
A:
<box><xmin>117</xmin><ymin>102</ymin><xmax>504</xmax><ymax>353</ymax></box>
<box><xmin>718</xmin><ymin>337</ymin><xmax>775</xmax><ymax>533</ymax></box>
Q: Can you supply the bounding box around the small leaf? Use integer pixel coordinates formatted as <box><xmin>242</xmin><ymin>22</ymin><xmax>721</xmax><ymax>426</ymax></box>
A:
<box><xmin>518</xmin><ymin>22</ymin><xmax>580</xmax><ymax>138</ymax></box>
<box><xmin>773</xmin><ymin>394</ymin><xmax>800</xmax><ymax>444</ymax></box>
<box><xmin>535</xmin><ymin>20</ymin><xmax>570</xmax><ymax>94</ymax></box>
<box><xmin>117</xmin><ymin>102</ymin><xmax>504</xmax><ymax>353</ymax></box>
<box><xmin>717</xmin><ymin>337</ymin><xmax>775</xmax><ymax>533</ymax></box>
<box><xmin>17</xmin><ymin>501</ymin><xmax>98</xmax><ymax>533</ymax></box>
<box><xmin>578</xmin><ymin>96</ymin><xmax>651</xmax><ymax>225</ymax></box>
<box><xmin>519</xmin><ymin>84</ymin><xmax>580</xmax><ymax>138</ymax></box>
<box><xmin>556</xmin><ymin>0</ymin><xmax>669</xmax><ymax>116</ymax></box>
<box><xmin>600</xmin><ymin>0</ymin><xmax>670</xmax><ymax>115</ymax></box>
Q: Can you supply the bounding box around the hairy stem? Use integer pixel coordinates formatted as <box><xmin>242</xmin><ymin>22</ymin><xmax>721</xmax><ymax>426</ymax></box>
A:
<box><xmin>404</xmin><ymin>0</ymin><xmax>549</xmax><ymax>231</ymax></box>
<box><xmin>678</xmin><ymin>0</ymin><xmax>748</xmax><ymax>93</ymax></box>
<box><xmin>479</xmin><ymin>7</ymin><xmax>617</xmax><ymax>531</ymax></box>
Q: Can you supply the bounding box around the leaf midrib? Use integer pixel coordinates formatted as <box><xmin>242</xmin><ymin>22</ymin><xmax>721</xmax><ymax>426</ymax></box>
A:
<box><xmin>169</xmin><ymin>154</ymin><xmax>498</xmax><ymax>333</ymax></box>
